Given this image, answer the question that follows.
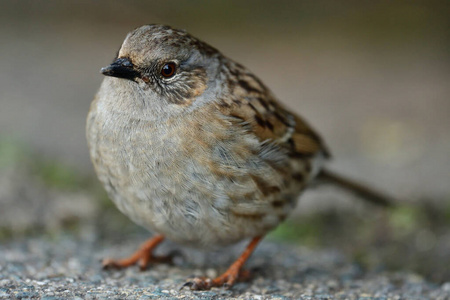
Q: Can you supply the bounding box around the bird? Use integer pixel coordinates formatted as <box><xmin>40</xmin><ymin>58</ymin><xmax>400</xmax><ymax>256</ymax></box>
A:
<box><xmin>86</xmin><ymin>24</ymin><xmax>393</xmax><ymax>290</ymax></box>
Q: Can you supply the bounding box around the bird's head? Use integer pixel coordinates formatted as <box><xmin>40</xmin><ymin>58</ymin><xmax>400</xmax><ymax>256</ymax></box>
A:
<box><xmin>101</xmin><ymin>24</ymin><xmax>223</xmax><ymax>109</ymax></box>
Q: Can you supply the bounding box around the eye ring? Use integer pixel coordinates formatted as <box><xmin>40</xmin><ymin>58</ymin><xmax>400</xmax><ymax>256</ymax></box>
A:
<box><xmin>160</xmin><ymin>62</ymin><xmax>177</xmax><ymax>78</ymax></box>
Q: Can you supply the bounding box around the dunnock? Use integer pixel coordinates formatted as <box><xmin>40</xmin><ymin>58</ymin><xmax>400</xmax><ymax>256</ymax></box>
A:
<box><xmin>87</xmin><ymin>24</ymin><xmax>392</xmax><ymax>290</ymax></box>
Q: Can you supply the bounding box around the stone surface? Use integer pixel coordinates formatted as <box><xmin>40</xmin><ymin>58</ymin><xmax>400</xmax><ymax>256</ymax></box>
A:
<box><xmin>1</xmin><ymin>236</ymin><xmax>449</xmax><ymax>299</ymax></box>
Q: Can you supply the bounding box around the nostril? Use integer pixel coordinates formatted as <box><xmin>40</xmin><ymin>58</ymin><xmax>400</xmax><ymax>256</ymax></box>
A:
<box><xmin>116</xmin><ymin>57</ymin><xmax>133</xmax><ymax>67</ymax></box>
<box><xmin>122</xmin><ymin>60</ymin><xmax>133</xmax><ymax>67</ymax></box>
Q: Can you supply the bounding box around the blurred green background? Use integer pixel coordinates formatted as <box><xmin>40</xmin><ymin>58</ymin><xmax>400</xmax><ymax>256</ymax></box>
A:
<box><xmin>1</xmin><ymin>0</ymin><xmax>449</xmax><ymax>282</ymax></box>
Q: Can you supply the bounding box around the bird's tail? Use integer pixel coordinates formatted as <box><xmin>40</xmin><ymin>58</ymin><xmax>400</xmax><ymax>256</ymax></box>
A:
<box><xmin>315</xmin><ymin>169</ymin><xmax>395</xmax><ymax>207</ymax></box>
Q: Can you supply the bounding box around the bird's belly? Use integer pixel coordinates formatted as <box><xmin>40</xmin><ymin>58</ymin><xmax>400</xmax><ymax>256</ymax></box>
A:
<box><xmin>104</xmin><ymin>151</ymin><xmax>290</xmax><ymax>248</ymax></box>
<box><xmin>89</xmin><ymin>113</ymin><xmax>304</xmax><ymax>247</ymax></box>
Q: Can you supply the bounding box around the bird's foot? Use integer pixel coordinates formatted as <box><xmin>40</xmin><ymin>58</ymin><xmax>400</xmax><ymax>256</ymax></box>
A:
<box><xmin>102</xmin><ymin>253</ymin><xmax>173</xmax><ymax>271</ymax></box>
<box><xmin>181</xmin><ymin>236</ymin><xmax>262</xmax><ymax>290</ymax></box>
<box><xmin>182</xmin><ymin>269</ymin><xmax>252</xmax><ymax>290</ymax></box>
<box><xmin>102</xmin><ymin>235</ymin><xmax>170</xmax><ymax>271</ymax></box>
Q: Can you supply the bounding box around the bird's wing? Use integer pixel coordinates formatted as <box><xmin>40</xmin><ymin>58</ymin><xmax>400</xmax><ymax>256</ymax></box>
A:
<box><xmin>214</xmin><ymin>62</ymin><xmax>330</xmax><ymax>161</ymax></box>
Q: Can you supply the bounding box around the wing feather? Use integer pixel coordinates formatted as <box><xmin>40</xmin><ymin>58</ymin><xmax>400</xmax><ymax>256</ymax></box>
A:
<box><xmin>215</xmin><ymin>61</ymin><xmax>330</xmax><ymax>160</ymax></box>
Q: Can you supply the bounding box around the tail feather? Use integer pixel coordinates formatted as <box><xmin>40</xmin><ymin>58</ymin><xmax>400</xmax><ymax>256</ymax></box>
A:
<box><xmin>316</xmin><ymin>169</ymin><xmax>395</xmax><ymax>207</ymax></box>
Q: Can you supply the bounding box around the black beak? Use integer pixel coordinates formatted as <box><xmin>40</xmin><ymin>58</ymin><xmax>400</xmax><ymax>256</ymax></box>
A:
<box><xmin>101</xmin><ymin>57</ymin><xmax>140</xmax><ymax>80</ymax></box>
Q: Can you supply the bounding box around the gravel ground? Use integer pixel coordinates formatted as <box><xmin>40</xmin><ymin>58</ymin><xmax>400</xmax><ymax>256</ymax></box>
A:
<box><xmin>1</xmin><ymin>236</ymin><xmax>450</xmax><ymax>300</ymax></box>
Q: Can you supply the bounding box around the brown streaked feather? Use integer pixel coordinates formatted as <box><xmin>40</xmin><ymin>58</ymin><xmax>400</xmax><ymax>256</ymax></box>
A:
<box><xmin>215</xmin><ymin>60</ymin><xmax>330</xmax><ymax>160</ymax></box>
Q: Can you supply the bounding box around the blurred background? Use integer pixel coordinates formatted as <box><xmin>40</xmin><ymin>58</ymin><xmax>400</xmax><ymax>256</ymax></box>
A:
<box><xmin>1</xmin><ymin>0</ymin><xmax>449</xmax><ymax>282</ymax></box>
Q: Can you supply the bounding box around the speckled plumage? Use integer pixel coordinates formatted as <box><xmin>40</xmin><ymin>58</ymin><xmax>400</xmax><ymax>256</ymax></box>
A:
<box><xmin>87</xmin><ymin>25</ymin><xmax>328</xmax><ymax>248</ymax></box>
<box><xmin>87</xmin><ymin>24</ymin><xmax>330</xmax><ymax>288</ymax></box>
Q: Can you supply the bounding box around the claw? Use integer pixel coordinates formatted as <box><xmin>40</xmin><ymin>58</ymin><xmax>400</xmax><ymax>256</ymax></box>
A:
<box><xmin>102</xmin><ymin>258</ymin><xmax>122</xmax><ymax>270</ymax></box>
<box><xmin>180</xmin><ymin>281</ymin><xmax>193</xmax><ymax>290</ymax></box>
<box><xmin>222</xmin><ymin>282</ymin><xmax>231</xmax><ymax>289</ymax></box>
<box><xmin>181</xmin><ymin>237</ymin><xmax>263</xmax><ymax>290</ymax></box>
<box><xmin>182</xmin><ymin>277</ymin><xmax>213</xmax><ymax>290</ymax></box>
<box><xmin>102</xmin><ymin>235</ymin><xmax>166</xmax><ymax>270</ymax></box>
<box><xmin>138</xmin><ymin>263</ymin><xmax>147</xmax><ymax>271</ymax></box>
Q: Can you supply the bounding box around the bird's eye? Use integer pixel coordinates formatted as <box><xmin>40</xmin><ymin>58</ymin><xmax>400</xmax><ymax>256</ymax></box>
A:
<box><xmin>160</xmin><ymin>62</ymin><xmax>177</xmax><ymax>78</ymax></box>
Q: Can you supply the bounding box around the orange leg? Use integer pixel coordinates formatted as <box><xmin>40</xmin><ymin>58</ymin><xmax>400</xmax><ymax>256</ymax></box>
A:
<box><xmin>183</xmin><ymin>236</ymin><xmax>263</xmax><ymax>290</ymax></box>
<box><xmin>102</xmin><ymin>235</ymin><xmax>171</xmax><ymax>271</ymax></box>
